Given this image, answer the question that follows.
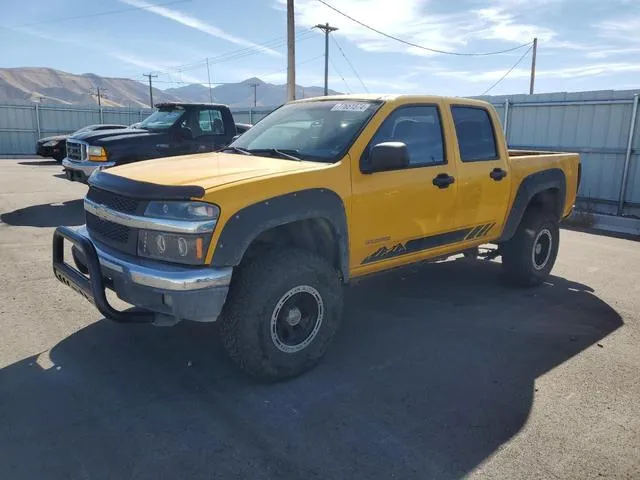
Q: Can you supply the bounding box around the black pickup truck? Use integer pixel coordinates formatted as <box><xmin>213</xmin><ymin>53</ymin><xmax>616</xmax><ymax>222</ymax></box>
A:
<box><xmin>62</xmin><ymin>103</ymin><xmax>249</xmax><ymax>183</ymax></box>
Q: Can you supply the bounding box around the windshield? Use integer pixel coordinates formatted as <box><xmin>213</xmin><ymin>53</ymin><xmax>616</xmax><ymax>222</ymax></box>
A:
<box><xmin>229</xmin><ymin>100</ymin><xmax>382</xmax><ymax>162</ymax></box>
<box><xmin>139</xmin><ymin>107</ymin><xmax>185</xmax><ymax>130</ymax></box>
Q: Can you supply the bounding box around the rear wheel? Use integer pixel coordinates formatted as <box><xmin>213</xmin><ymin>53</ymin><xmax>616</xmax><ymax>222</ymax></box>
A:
<box><xmin>501</xmin><ymin>209</ymin><xmax>559</xmax><ymax>286</ymax></box>
<box><xmin>219</xmin><ymin>248</ymin><xmax>343</xmax><ymax>381</ymax></box>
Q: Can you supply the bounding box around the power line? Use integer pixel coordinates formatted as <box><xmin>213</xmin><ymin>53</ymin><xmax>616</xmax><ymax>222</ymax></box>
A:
<box><xmin>127</xmin><ymin>54</ymin><xmax>325</xmax><ymax>87</ymax></box>
<box><xmin>9</xmin><ymin>0</ymin><xmax>192</xmax><ymax>28</ymax></box>
<box><xmin>331</xmin><ymin>36</ymin><xmax>368</xmax><ymax>93</ymax></box>
<box><xmin>315</xmin><ymin>0</ymin><xmax>532</xmax><ymax>56</ymax></box>
<box><xmin>154</xmin><ymin>30</ymin><xmax>316</xmax><ymax>75</ymax></box>
<box><xmin>329</xmin><ymin>58</ymin><xmax>351</xmax><ymax>93</ymax></box>
<box><xmin>252</xmin><ymin>54</ymin><xmax>325</xmax><ymax>81</ymax></box>
<box><xmin>480</xmin><ymin>45</ymin><xmax>534</xmax><ymax>96</ymax></box>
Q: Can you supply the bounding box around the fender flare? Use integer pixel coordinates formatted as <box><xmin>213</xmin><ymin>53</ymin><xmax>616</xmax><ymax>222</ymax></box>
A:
<box><xmin>211</xmin><ymin>188</ymin><xmax>350</xmax><ymax>281</ymax></box>
<box><xmin>499</xmin><ymin>168</ymin><xmax>566</xmax><ymax>242</ymax></box>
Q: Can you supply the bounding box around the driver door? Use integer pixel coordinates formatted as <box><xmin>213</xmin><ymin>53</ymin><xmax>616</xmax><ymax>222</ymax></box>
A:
<box><xmin>350</xmin><ymin>103</ymin><xmax>459</xmax><ymax>274</ymax></box>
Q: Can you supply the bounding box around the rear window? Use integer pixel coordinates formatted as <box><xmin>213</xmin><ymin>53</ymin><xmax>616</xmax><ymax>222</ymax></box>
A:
<box><xmin>451</xmin><ymin>106</ymin><xmax>498</xmax><ymax>162</ymax></box>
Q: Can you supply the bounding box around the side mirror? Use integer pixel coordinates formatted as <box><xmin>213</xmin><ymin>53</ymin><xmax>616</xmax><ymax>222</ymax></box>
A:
<box><xmin>231</xmin><ymin>134</ymin><xmax>241</xmax><ymax>142</ymax></box>
<box><xmin>367</xmin><ymin>142</ymin><xmax>410</xmax><ymax>173</ymax></box>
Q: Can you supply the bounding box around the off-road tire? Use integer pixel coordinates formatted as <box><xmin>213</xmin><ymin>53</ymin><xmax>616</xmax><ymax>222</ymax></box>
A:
<box><xmin>501</xmin><ymin>208</ymin><xmax>559</xmax><ymax>287</ymax></box>
<box><xmin>219</xmin><ymin>248</ymin><xmax>343</xmax><ymax>381</ymax></box>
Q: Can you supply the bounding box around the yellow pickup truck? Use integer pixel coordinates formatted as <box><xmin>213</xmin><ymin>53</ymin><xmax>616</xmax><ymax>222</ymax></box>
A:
<box><xmin>53</xmin><ymin>94</ymin><xmax>580</xmax><ymax>380</ymax></box>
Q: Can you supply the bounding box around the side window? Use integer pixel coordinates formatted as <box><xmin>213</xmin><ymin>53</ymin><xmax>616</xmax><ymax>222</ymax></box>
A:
<box><xmin>197</xmin><ymin>109</ymin><xmax>225</xmax><ymax>137</ymax></box>
<box><xmin>451</xmin><ymin>106</ymin><xmax>498</xmax><ymax>161</ymax></box>
<box><xmin>366</xmin><ymin>105</ymin><xmax>445</xmax><ymax>168</ymax></box>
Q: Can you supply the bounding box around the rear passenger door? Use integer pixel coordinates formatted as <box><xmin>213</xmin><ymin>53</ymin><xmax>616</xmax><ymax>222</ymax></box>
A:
<box><xmin>448</xmin><ymin>103</ymin><xmax>511</xmax><ymax>243</ymax></box>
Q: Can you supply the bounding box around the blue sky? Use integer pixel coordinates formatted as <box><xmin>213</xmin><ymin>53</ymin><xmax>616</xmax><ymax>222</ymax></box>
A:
<box><xmin>2</xmin><ymin>0</ymin><xmax>639</xmax><ymax>96</ymax></box>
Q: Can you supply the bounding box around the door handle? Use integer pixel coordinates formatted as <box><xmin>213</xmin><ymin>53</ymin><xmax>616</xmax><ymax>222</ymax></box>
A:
<box><xmin>432</xmin><ymin>173</ymin><xmax>455</xmax><ymax>189</ymax></box>
<box><xmin>490</xmin><ymin>168</ymin><xmax>507</xmax><ymax>181</ymax></box>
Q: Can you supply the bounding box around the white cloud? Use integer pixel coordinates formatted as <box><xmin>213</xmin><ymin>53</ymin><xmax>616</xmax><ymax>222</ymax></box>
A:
<box><xmin>120</xmin><ymin>0</ymin><xmax>281</xmax><ymax>57</ymax></box>
<box><xmin>596</xmin><ymin>16</ymin><xmax>640</xmax><ymax>42</ymax></box>
<box><xmin>473</xmin><ymin>8</ymin><xmax>555</xmax><ymax>43</ymax></box>
<box><xmin>435</xmin><ymin>62</ymin><xmax>640</xmax><ymax>82</ymax></box>
<box><xmin>280</xmin><ymin>0</ymin><xmax>555</xmax><ymax>57</ymax></box>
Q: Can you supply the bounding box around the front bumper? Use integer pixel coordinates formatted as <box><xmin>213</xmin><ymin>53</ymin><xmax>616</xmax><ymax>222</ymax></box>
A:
<box><xmin>53</xmin><ymin>225</ymin><xmax>232</xmax><ymax>324</ymax></box>
<box><xmin>62</xmin><ymin>158</ymin><xmax>115</xmax><ymax>183</ymax></box>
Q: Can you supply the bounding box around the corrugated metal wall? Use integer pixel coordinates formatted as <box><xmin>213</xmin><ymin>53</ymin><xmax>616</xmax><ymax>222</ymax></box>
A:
<box><xmin>477</xmin><ymin>90</ymin><xmax>640</xmax><ymax>217</ymax></box>
<box><xmin>0</xmin><ymin>104</ymin><xmax>154</xmax><ymax>155</ymax></box>
<box><xmin>1</xmin><ymin>89</ymin><xmax>638</xmax><ymax>217</ymax></box>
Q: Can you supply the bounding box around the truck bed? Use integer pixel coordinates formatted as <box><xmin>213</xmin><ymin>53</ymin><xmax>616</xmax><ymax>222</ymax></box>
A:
<box><xmin>507</xmin><ymin>150</ymin><xmax>581</xmax><ymax>218</ymax></box>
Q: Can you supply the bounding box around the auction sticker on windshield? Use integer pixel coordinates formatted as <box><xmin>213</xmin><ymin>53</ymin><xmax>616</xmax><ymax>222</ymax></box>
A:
<box><xmin>331</xmin><ymin>103</ymin><xmax>371</xmax><ymax>112</ymax></box>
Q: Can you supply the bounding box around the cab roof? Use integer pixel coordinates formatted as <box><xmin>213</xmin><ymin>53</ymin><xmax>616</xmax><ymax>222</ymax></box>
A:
<box><xmin>292</xmin><ymin>93</ymin><xmax>491</xmax><ymax>107</ymax></box>
<box><xmin>155</xmin><ymin>102</ymin><xmax>229</xmax><ymax>109</ymax></box>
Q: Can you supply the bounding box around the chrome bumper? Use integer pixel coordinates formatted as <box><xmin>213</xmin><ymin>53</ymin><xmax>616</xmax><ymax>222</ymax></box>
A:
<box><xmin>62</xmin><ymin>157</ymin><xmax>116</xmax><ymax>176</ymax></box>
<box><xmin>54</xmin><ymin>225</ymin><xmax>232</xmax><ymax>324</ymax></box>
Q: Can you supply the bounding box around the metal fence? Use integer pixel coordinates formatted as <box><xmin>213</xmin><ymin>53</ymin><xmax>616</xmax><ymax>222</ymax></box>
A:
<box><xmin>0</xmin><ymin>103</ymin><xmax>274</xmax><ymax>156</ymax></box>
<box><xmin>0</xmin><ymin>89</ymin><xmax>638</xmax><ymax>217</ymax></box>
<box><xmin>479</xmin><ymin>90</ymin><xmax>640</xmax><ymax>218</ymax></box>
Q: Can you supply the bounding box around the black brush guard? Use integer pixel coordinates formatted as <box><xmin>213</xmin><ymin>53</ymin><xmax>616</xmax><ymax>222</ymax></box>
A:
<box><xmin>52</xmin><ymin>226</ymin><xmax>154</xmax><ymax>323</ymax></box>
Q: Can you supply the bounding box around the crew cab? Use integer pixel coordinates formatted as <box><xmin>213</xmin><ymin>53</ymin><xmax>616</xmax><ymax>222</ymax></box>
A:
<box><xmin>61</xmin><ymin>103</ymin><xmax>243</xmax><ymax>183</ymax></box>
<box><xmin>53</xmin><ymin>94</ymin><xmax>580</xmax><ymax>381</ymax></box>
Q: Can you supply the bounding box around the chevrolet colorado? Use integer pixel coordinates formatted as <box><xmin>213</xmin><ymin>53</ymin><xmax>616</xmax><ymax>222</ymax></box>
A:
<box><xmin>53</xmin><ymin>94</ymin><xmax>580</xmax><ymax>380</ymax></box>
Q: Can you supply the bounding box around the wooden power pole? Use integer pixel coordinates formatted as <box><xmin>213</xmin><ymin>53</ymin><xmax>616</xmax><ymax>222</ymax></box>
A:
<box><xmin>315</xmin><ymin>23</ymin><xmax>339</xmax><ymax>96</ymax></box>
<box><xmin>287</xmin><ymin>0</ymin><xmax>296</xmax><ymax>101</ymax></box>
<box><xmin>90</xmin><ymin>86</ymin><xmax>107</xmax><ymax>106</ymax></box>
<box><xmin>529</xmin><ymin>37</ymin><xmax>538</xmax><ymax>95</ymax></box>
<box><xmin>249</xmin><ymin>82</ymin><xmax>259</xmax><ymax>107</ymax></box>
<box><xmin>143</xmin><ymin>73</ymin><xmax>158</xmax><ymax>108</ymax></box>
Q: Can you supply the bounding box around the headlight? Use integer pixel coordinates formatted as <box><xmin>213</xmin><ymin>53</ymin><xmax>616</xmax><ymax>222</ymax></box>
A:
<box><xmin>138</xmin><ymin>201</ymin><xmax>220</xmax><ymax>264</ymax></box>
<box><xmin>87</xmin><ymin>145</ymin><xmax>107</xmax><ymax>161</ymax></box>
<box><xmin>43</xmin><ymin>140</ymin><xmax>59</xmax><ymax>147</ymax></box>
<box><xmin>138</xmin><ymin>231</ymin><xmax>210</xmax><ymax>264</ymax></box>
<box><xmin>144</xmin><ymin>201</ymin><xmax>219</xmax><ymax>221</ymax></box>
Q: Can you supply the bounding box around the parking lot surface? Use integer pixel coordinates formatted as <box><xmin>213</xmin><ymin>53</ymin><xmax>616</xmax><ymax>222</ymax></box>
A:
<box><xmin>0</xmin><ymin>158</ymin><xmax>638</xmax><ymax>480</ymax></box>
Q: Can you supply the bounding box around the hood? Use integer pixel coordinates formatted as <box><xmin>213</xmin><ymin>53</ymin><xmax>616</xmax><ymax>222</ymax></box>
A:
<box><xmin>38</xmin><ymin>135</ymin><xmax>67</xmax><ymax>143</ymax></box>
<box><xmin>71</xmin><ymin>128</ymin><xmax>164</xmax><ymax>143</ymax></box>
<box><xmin>108</xmin><ymin>152</ymin><xmax>330</xmax><ymax>191</ymax></box>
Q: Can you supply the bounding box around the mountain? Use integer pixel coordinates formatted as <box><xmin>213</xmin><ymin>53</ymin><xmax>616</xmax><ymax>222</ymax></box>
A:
<box><xmin>0</xmin><ymin>68</ymin><xmax>342</xmax><ymax>108</ymax></box>
<box><xmin>165</xmin><ymin>77</ymin><xmax>340</xmax><ymax>107</ymax></box>
<box><xmin>0</xmin><ymin>67</ymin><xmax>180</xmax><ymax>107</ymax></box>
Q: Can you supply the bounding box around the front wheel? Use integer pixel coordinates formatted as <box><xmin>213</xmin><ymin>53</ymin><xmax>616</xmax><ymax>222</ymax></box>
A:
<box><xmin>500</xmin><ymin>209</ymin><xmax>560</xmax><ymax>286</ymax></box>
<box><xmin>219</xmin><ymin>248</ymin><xmax>343</xmax><ymax>381</ymax></box>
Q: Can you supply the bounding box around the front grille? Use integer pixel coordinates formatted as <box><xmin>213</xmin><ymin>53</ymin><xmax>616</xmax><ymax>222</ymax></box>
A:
<box><xmin>66</xmin><ymin>140</ymin><xmax>85</xmax><ymax>161</ymax></box>
<box><xmin>86</xmin><ymin>213</ymin><xmax>130</xmax><ymax>243</ymax></box>
<box><xmin>87</xmin><ymin>187</ymin><xmax>141</xmax><ymax>214</ymax></box>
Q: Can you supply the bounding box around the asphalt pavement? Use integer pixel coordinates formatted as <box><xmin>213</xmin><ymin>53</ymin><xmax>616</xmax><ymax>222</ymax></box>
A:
<box><xmin>0</xmin><ymin>158</ymin><xmax>638</xmax><ymax>480</ymax></box>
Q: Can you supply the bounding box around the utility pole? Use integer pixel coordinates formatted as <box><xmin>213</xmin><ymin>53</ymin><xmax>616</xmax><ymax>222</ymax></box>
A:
<box><xmin>206</xmin><ymin>58</ymin><xmax>214</xmax><ymax>103</ymax></box>
<box><xmin>287</xmin><ymin>0</ymin><xmax>296</xmax><ymax>101</ymax></box>
<box><xmin>143</xmin><ymin>73</ymin><xmax>158</xmax><ymax>108</ymax></box>
<box><xmin>315</xmin><ymin>22</ymin><xmax>339</xmax><ymax>96</ymax></box>
<box><xmin>249</xmin><ymin>82</ymin><xmax>259</xmax><ymax>107</ymax></box>
<box><xmin>529</xmin><ymin>37</ymin><xmax>538</xmax><ymax>95</ymax></box>
<box><xmin>90</xmin><ymin>86</ymin><xmax>107</xmax><ymax>106</ymax></box>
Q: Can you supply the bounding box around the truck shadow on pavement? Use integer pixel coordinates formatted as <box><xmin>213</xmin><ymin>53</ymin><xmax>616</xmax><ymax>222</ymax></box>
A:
<box><xmin>18</xmin><ymin>160</ymin><xmax>61</xmax><ymax>166</ymax></box>
<box><xmin>0</xmin><ymin>259</ymin><xmax>622</xmax><ymax>480</ymax></box>
<box><xmin>0</xmin><ymin>199</ymin><xmax>84</xmax><ymax>227</ymax></box>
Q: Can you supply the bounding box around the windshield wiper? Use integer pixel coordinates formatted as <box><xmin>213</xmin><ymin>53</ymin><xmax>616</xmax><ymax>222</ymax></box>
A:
<box><xmin>249</xmin><ymin>148</ymin><xmax>302</xmax><ymax>161</ymax></box>
<box><xmin>221</xmin><ymin>146</ymin><xmax>253</xmax><ymax>155</ymax></box>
